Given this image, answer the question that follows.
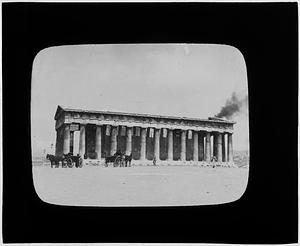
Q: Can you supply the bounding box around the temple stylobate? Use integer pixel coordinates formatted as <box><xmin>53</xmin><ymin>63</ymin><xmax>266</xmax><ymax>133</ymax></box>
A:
<box><xmin>54</xmin><ymin>105</ymin><xmax>235</xmax><ymax>164</ymax></box>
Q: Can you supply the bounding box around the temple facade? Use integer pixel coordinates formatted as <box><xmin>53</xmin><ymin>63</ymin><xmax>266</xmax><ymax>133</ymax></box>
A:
<box><xmin>54</xmin><ymin>105</ymin><xmax>235</xmax><ymax>164</ymax></box>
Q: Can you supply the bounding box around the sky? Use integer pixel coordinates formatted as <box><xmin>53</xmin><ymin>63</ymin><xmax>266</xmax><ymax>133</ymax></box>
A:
<box><xmin>31</xmin><ymin>44</ymin><xmax>249</xmax><ymax>157</ymax></box>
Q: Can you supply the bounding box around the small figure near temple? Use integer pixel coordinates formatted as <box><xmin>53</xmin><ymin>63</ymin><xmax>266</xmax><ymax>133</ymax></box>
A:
<box><xmin>153</xmin><ymin>156</ymin><xmax>157</xmax><ymax>166</ymax></box>
<box><xmin>211</xmin><ymin>156</ymin><xmax>217</xmax><ymax>168</ymax></box>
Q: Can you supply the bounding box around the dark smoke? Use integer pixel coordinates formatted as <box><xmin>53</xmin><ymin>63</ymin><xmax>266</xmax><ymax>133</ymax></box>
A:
<box><xmin>215</xmin><ymin>92</ymin><xmax>248</xmax><ymax>120</ymax></box>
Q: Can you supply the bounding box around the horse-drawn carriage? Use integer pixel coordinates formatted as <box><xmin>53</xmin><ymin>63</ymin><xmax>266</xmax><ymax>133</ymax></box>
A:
<box><xmin>46</xmin><ymin>153</ymin><xmax>83</xmax><ymax>168</ymax></box>
<box><xmin>104</xmin><ymin>151</ymin><xmax>132</xmax><ymax>167</ymax></box>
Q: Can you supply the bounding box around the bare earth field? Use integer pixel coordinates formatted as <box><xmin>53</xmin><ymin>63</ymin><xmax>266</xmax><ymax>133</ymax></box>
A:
<box><xmin>33</xmin><ymin>164</ymin><xmax>248</xmax><ymax>206</ymax></box>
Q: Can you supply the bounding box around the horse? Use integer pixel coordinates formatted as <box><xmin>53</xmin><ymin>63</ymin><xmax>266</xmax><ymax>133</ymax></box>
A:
<box><xmin>124</xmin><ymin>153</ymin><xmax>132</xmax><ymax>167</ymax></box>
<box><xmin>105</xmin><ymin>155</ymin><xmax>116</xmax><ymax>167</ymax></box>
<box><xmin>46</xmin><ymin>154</ymin><xmax>63</xmax><ymax>168</ymax></box>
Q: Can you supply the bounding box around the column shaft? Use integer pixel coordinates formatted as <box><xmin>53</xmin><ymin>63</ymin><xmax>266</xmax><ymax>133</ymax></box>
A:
<box><xmin>193</xmin><ymin>131</ymin><xmax>198</xmax><ymax>161</ymax></box>
<box><xmin>222</xmin><ymin>133</ymin><xmax>226</xmax><ymax>162</ymax></box>
<box><xmin>167</xmin><ymin>129</ymin><xmax>173</xmax><ymax>161</ymax></box>
<box><xmin>55</xmin><ymin>129</ymin><xmax>59</xmax><ymax>156</ymax></box>
<box><xmin>205</xmin><ymin>132</ymin><xmax>211</xmax><ymax>162</ymax></box>
<box><xmin>213</xmin><ymin>133</ymin><xmax>218</xmax><ymax>158</ymax></box>
<box><xmin>154</xmin><ymin>129</ymin><xmax>160</xmax><ymax>160</ymax></box>
<box><xmin>217</xmin><ymin>132</ymin><xmax>222</xmax><ymax>161</ymax></box>
<box><xmin>63</xmin><ymin>124</ymin><xmax>70</xmax><ymax>154</ymax></box>
<box><xmin>227</xmin><ymin>133</ymin><xmax>233</xmax><ymax>162</ymax></box>
<box><xmin>110</xmin><ymin>126</ymin><xmax>118</xmax><ymax>156</ymax></box>
<box><xmin>95</xmin><ymin>125</ymin><xmax>102</xmax><ymax>159</ymax></box>
<box><xmin>203</xmin><ymin>136</ymin><xmax>206</xmax><ymax>161</ymax></box>
<box><xmin>180</xmin><ymin>130</ymin><xmax>186</xmax><ymax>161</ymax></box>
<box><xmin>79</xmin><ymin>124</ymin><xmax>86</xmax><ymax>157</ymax></box>
<box><xmin>140</xmin><ymin>128</ymin><xmax>147</xmax><ymax>161</ymax></box>
<box><xmin>125</xmin><ymin>127</ymin><xmax>133</xmax><ymax>155</ymax></box>
<box><xmin>70</xmin><ymin>131</ymin><xmax>74</xmax><ymax>154</ymax></box>
<box><xmin>199</xmin><ymin>133</ymin><xmax>204</xmax><ymax>161</ymax></box>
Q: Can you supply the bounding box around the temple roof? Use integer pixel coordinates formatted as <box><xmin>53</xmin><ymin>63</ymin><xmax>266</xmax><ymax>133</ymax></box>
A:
<box><xmin>54</xmin><ymin>105</ymin><xmax>236</xmax><ymax>125</ymax></box>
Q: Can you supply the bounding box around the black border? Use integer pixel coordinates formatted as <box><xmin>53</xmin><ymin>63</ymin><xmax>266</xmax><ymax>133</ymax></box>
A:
<box><xmin>2</xmin><ymin>2</ymin><xmax>298</xmax><ymax>243</ymax></box>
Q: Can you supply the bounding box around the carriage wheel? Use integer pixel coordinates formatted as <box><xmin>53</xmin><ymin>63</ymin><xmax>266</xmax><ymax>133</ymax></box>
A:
<box><xmin>114</xmin><ymin>156</ymin><xmax>121</xmax><ymax>167</ymax></box>
<box><xmin>67</xmin><ymin>158</ymin><xmax>74</xmax><ymax>168</ymax></box>
<box><xmin>121</xmin><ymin>159</ymin><xmax>125</xmax><ymax>167</ymax></box>
<box><xmin>62</xmin><ymin>159</ymin><xmax>68</xmax><ymax>168</ymax></box>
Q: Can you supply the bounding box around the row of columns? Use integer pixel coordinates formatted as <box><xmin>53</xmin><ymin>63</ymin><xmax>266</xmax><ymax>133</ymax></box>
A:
<box><xmin>60</xmin><ymin>124</ymin><xmax>233</xmax><ymax>162</ymax></box>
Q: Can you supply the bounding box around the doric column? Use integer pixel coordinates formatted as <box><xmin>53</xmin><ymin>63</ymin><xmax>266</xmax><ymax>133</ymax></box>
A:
<box><xmin>70</xmin><ymin>131</ymin><xmax>74</xmax><ymax>154</ymax></box>
<box><xmin>154</xmin><ymin>128</ymin><xmax>160</xmax><ymax>160</ymax></box>
<box><xmin>222</xmin><ymin>133</ymin><xmax>226</xmax><ymax>162</ymax></box>
<box><xmin>217</xmin><ymin>132</ymin><xmax>222</xmax><ymax>162</ymax></box>
<box><xmin>125</xmin><ymin>127</ymin><xmax>133</xmax><ymax>155</ymax></box>
<box><xmin>63</xmin><ymin>124</ymin><xmax>70</xmax><ymax>154</ymax></box>
<box><xmin>199</xmin><ymin>132</ymin><xmax>204</xmax><ymax>161</ymax></box>
<box><xmin>167</xmin><ymin>129</ymin><xmax>173</xmax><ymax>161</ymax></box>
<box><xmin>110</xmin><ymin>126</ymin><xmax>118</xmax><ymax>156</ymax></box>
<box><xmin>95</xmin><ymin>125</ymin><xmax>102</xmax><ymax>159</ymax></box>
<box><xmin>213</xmin><ymin>133</ymin><xmax>218</xmax><ymax>158</ymax></box>
<box><xmin>193</xmin><ymin>131</ymin><xmax>198</xmax><ymax>161</ymax></box>
<box><xmin>227</xmin><ymin>133</ymin><xmax>233</xmax><ymax>162</ymax></box>
<box><xmin>205</xmin><ymin>132</ymin><xmax>211</xmax><ymax>162</ymax></box>
<box><xmin>79</xmin><ymin>124</ymin><xmax>86</xmax><ymax>157</ymax></box>
<box><xmin>55</xmin><ymin>129</ymin><xmax>59</xmax><ymax>156</ymax></box>
<box><xmin>180</xmin><ymin>130</ymin><xmax>186</xmax><ymax>161</ymax></box>
<box><xmin>140</xmin><ymin>127</ymin><xmax>147</xmax><ymax>161</ymax></box>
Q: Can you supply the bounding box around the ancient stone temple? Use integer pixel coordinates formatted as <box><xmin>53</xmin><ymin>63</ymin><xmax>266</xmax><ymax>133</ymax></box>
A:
<box><xmin>54</xmin><ymin>105</ymin><xmax>235</xmax><ymax>164</ymax></box>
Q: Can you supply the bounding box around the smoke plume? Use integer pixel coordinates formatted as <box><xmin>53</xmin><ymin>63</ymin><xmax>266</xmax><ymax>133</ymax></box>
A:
<box><xmin>215</xmin><ymin>92</ymin><xmax>248</xmax><ymax>120</ymax></box>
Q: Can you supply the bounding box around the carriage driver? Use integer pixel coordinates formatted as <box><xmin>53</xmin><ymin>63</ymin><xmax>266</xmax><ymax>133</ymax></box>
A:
<box><xmin>115</xmin><ymin>149</ymin><xmax>122</xmax><ymax>157</ymax></box>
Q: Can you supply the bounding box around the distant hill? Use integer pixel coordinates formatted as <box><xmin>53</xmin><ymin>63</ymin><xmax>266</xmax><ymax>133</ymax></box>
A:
<box><xmin>32</xmin><ymin>155</ymin><xmax>48</xmax><ymax>166</ymax></box>
<box><xmin>234</xmin><ymin>150</ymin><xmax>249</xmax><ymax>167</ymax></box>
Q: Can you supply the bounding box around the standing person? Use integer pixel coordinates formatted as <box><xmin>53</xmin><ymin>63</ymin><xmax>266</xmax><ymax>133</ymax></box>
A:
<box><xmin>115</xmin><ymin>149</ymin><xmax>122</xmax><ymax>156</ymax></box>
<box><xmin>153</xmin><ymin>156</ymin><xmax>156</xmax><ymax>166</ymax></box>
<box><xmin>212</xmin><ymin>156</ymin><xmax>216</xmax><ymax>168</ymax></box>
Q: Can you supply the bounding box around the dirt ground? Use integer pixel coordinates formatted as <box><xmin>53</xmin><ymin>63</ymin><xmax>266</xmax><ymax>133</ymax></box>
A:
<box><xmin>32</xmin><ymin>164</ymin><xmax>248</xmax><ymax>207</ymax></box>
